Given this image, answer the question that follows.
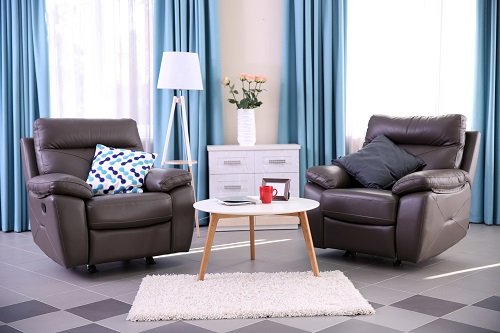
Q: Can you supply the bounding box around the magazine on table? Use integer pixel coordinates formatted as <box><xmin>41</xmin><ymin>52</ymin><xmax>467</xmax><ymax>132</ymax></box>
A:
<box><xmin>215</xmin><ymin>196</ymin><xmax>260</xmax><ymax>206</ymax></box>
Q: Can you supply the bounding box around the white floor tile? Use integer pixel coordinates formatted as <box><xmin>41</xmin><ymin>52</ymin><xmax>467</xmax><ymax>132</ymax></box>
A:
<box><xmin>97</xmin><ymin>313</ymin><xmax>173</xmax><ymax>333</ymax></box>
<box><xmin>38</xmin><ymin>288</ymin><xmax>109</xmax><ymax>310</ymax></box>
<box><xmin>356</xmin><ymin>306</ymin><xmax>436</xmax><ymax>332</ymax></box>
<box><xmin>189</xmin><ymin>318</ymin><xmax>260</xmax><ymax>333</ymax></box>
<box><xmin>443</xmin><ymin>305</ymin><xmax>500</xmax><ymax>332</ymax></box>
<box><xmin>269</xmin><ymin>316</ymin><xmax>351</xmax><ymax>332</ymax></box>
<box><xmin>358</xmin><ymin>285</ymin><xmax>414</xmax><ymax>305</ymax></box>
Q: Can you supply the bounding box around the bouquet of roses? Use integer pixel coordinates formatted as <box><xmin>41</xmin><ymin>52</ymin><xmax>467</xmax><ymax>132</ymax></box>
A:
<box><xmin>222</xmin><ymin>73</ymin><xmax>267</xmax><ymax>110</ymax></box>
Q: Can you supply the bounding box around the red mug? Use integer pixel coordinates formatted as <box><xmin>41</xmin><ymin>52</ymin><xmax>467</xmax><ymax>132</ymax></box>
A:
<box><xmin>259</xmin><ymin>185</ymin><xmax>277</xmax><ymax>204</ymax></box>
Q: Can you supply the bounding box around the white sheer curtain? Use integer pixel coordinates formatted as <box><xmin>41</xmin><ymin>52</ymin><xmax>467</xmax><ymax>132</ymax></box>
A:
<box><xmin>45</xmin><ymin>0</ymin><xmax>153</xmax><ymax>151</ymax></box>
<box><xmin>346</xmin><ymin>0</ymin><xmax>476</xmax><ymax>153</ymax></box>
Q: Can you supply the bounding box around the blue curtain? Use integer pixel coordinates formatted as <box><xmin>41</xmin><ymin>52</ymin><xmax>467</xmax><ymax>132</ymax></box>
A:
<box><xmin>0</xmin><ymin>0</ymin><xmax>50</xmax><ymax>232</ymax></box>
<box><xmin>278</xmin><ymin>0</ymin><xmax>347</xmax><ymax>194</ymax></box>
<box><xmin>153</xmin><ymin>0</ymin><xmax>223</xmax><ymax>224</ymax></box>
<box><xmin>471</xmin><ymin>0</ymin><xmax>500</xmax><ymax>225</ymax></box>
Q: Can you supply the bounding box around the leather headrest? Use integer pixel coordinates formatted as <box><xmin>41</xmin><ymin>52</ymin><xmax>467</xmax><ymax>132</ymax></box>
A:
<box><xmin>364</xmin><ymin>114</ymin><xmax>466</xmax><ymax>147</ymax></box>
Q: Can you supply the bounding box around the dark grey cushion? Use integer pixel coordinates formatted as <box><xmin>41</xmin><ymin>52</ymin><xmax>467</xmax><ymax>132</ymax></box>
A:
<box><xmin>392</xmin><ymin>169</ymin><xmax>470</xmax><ymax>196</ymax></box>
<box><xmin>27</xmin><ymin>173</ymin><xmax>93</xmax><ymax>199</ymax></box>
<box><xmin>333</xmin><ymin>135</ymin><xmax>426</xmax><ymax>189</ymax></box>
<box><xmin>144</xmin><ymin>168</ymin><xmax>192</xmax><ymax>192</ymax></box>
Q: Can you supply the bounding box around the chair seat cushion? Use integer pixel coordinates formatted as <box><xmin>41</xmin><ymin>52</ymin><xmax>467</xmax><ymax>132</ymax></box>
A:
<box><xmin>321</xmin><ymin>188</ymin><xmax>399</xmax><ymax>226</ymax></box>
<box><xmin>85</xmin><ymin>192</ymin><xmax>172</xmax><ymax>230</ymax></box>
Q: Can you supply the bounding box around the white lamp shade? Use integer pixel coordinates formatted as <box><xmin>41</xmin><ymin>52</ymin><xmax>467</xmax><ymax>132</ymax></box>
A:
<box><xmin>157</xmin><ymin>52</ymin><xmax>203</xmax><ymax>90</ymax></box>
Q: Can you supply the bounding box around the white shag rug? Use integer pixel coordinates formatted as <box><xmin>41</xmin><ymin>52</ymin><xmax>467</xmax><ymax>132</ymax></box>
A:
<box><xmin>127</xmin><ymin>270</ymin><xmax>374</xmax><ymax>321</ymax></box>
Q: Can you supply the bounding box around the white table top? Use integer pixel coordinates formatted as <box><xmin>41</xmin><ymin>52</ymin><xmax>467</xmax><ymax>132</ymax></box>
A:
<box><xmin>193</xmin><ymin>197</ymin><xmax>319</xmax><ymax>216</ymax></box>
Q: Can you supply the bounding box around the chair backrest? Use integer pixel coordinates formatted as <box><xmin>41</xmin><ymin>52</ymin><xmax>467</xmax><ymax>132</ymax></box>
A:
<box><xmin>32</xmin><ymin>118</ymin><xmax>143</xmax><ymax>180</ymax></box>
<box><xmin>364</xmin><ymin>114</ymin><xmax>466</xmax><ymax>170</ymax></box>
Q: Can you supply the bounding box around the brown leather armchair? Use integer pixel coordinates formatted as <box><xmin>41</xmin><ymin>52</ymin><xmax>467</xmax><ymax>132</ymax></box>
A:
<box><xmin>305</xmin><ymin>114</ymin><xmax>480</xmax><ymax>265</ymax></box>
<box><xmin>20</xmin><ymin>118</ymin><xmax>195</xmax><ymax>272</ymax></box>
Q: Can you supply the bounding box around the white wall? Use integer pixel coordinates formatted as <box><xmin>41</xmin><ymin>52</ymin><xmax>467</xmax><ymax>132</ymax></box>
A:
<box><xmin>219</xmin><ymin>0</ymin><xmax>283</xmax><ymax>144</ymax></box>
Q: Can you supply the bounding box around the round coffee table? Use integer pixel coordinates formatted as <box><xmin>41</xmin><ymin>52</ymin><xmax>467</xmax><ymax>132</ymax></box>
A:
<box><xmin>193</xmin><ymin>197</ymin><xmax>320</xmax><ymax>281</ymax></box>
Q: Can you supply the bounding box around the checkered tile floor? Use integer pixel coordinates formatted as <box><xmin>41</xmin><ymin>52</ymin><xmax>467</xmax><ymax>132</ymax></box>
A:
<box><xmin>1</xmin><ymin>224</ymin><xmax>500</xmax><ymax>333</ymax></box>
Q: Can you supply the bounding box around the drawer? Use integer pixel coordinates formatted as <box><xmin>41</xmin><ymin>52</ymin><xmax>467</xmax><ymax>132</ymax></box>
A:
<box><xmin>254</xmin><ymin>150</ymin><xmax>299</xmax><ymax>173</ymax></box>
<box><xmin>209</xmin><ymin>174</ymin><xmax>256</xmax><ymax>198</ymax></box>
<box><xmin>255</xmin><ymin>172</ymin><xmax>300</xmax><ymax>197</ymax></box>
<box><xmin>209</xmin><ymin>151</ymin><xmax>254</xmax><ymax>174</ymax></box>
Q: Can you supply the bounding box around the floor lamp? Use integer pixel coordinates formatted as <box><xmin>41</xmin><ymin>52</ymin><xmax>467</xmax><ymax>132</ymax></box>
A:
<box><xmin>157</xmin><ymin>51</ymin><xmax>203</xmax><ymax>237</ymax></box>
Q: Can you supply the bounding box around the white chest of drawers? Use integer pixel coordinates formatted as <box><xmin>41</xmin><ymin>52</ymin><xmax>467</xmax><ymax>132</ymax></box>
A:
<box><xmin>207</xmin><ymin>144</ymin><xmax>301</xmax><ymax>230</ymax></box>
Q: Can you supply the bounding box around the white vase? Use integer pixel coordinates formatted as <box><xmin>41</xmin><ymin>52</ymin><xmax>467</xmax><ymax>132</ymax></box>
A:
<box><xmin>237</xmin><ymin>109</ymin><xmax>256</xmax><ymax>146</ymax></box>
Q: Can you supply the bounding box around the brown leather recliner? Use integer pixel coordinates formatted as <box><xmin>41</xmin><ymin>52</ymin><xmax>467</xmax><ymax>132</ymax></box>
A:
<box><xmin>304</xmin><ymin>114</ymin><xmax>480</xmax><ymax>264</ymax></box>
<box><xmin>20</xmin><ymin>118</ymin><xmax>195</xmax><ymax>272</ymax></box>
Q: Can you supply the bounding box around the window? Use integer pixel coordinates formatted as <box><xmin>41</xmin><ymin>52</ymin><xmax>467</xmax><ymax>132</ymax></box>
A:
<box><xmin>45</xmin><ymin>0</ymin><xmax>153</xmax><ymax>150</ymax></box>
<box><xmin>346</xmin><ymin>0</ymin><xmax>476</xmax><ymax>153</ymax></box>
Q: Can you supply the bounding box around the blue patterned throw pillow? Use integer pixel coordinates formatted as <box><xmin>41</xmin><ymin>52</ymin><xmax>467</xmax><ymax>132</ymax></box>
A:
<box><xmin>86</xmin><ymin>144</ymin><xmax>157</xmax><ymax>195</ymax></box>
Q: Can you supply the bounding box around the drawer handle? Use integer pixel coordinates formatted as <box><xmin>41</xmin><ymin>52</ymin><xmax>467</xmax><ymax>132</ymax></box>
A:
<box><xmin>268</xmin><ymin>159</ymin><xmax>286</xmax><ymax>165</ymax></box>
<box><xmin>223</xmin><ymin>185</ymin><xmax>242</xmax><ymax>190</ymax></box>
<box><xmin>223</xmin><ymin>160</ymin><xmax>242</xmax><ymax>165</ymax></box>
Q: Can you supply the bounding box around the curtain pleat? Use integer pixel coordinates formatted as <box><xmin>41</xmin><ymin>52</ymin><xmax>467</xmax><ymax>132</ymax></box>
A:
<box><xmin>0</xmin><ymin>0</ymin><xmax>50</xmax><ymax>232</ymax></box>
<box><xmin>278</xmin><ymin>0</ymin><xmax>346</xmax><ymax>194</ymax></box>
<box><xmin>153</xmin><ymin>0</ymin><xmax>223</xmax><ymax>225</ymax></box>
<box><xmin>471</xmin><ymin>0</ymin><xmax>500</xmax><ymax>225</ymax></box>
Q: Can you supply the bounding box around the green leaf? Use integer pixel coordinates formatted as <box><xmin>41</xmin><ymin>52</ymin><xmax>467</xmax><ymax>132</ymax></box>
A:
<box><xmin>240</xmin><ymin>99</ymin><xmax>250</xmax><ymax>109</ymax></box>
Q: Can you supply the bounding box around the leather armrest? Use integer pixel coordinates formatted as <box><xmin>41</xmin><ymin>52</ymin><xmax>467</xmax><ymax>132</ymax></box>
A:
<box><xmin>392</xmin><ymin>169</ymin><xmax>470</xmax><ymax>196</ymax></box>
<box><xmin>305</xmin><ymin>165</ymin><xmax>352</xmax><ymax>189</ymax></box>
<box><xmin>27</xmin><ymin>173</ymin><xmax>92</xmax><ymax>199</ymax></box>
<box><xmin>144</xmin><ymin>168</ymin><xmax>192</xmax><ymax>193</ymax></box>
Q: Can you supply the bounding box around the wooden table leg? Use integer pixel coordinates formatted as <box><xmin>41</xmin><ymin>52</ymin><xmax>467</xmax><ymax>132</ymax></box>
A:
<box><xmin>249</xmin><ymin>215</ymin><xmax>255</xmax><ymax>260</ymax></box>
<box><xmin>299</xmin><ymin>211</ymin><xmax>320</xmax><ymax>277</ymax></box>
<box><xmin>198</xmin><ymin>213</ymin><xmax>219</xmax><ymax>281</ymax></box>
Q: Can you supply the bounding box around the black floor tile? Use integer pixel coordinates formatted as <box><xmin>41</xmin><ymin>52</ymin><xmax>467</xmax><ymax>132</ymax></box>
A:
<box><xmin>0</xmin><ymin>325</ymin><xmax>23</xmax><ymax>333</ymax></box>
<box><xmin>473</xmin><ymin>296</ymin><xmax>500</xmax><ymax>312</ymax></box>
<box><xmin>411</xmin><ymin>318</ymin><xmax>498</xmax><ymax>333</ymax></box>
<box><xmin>369</xmin><ymin>301</ymin><xmax>385</xmax><ymax>309</ymax></box>
<box><xmin>59</xmin><ymin>323</ymin><xmax>119</xmax><ymax>333</ymax></box>
<box><xmin>0</xmin><ymin>300</ymin><xmax>59</xmax><ymax>323</ymax></box>
<box><xmin>228</xmin><ymin>320</ymin><xmax>308</xmax><ymax>333</ymax></box>
<box><xmin>391</xmin><ymin>295</ymin><xmax>466</xmax><ymax>317</ymax></box>
<box><xmin>142</xmin><ymin>321</ymin><xmax>216</xmax><ymax>332</ymax></box>
<box><xmin>66</xmin><ymin>299</ymin><xmax>130</xmax><ymax>322</ymax></box>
